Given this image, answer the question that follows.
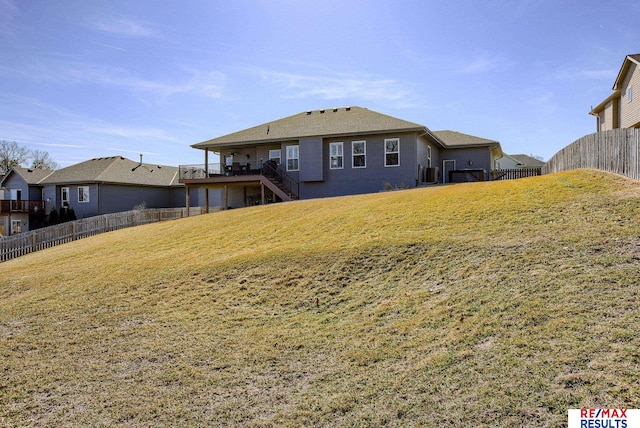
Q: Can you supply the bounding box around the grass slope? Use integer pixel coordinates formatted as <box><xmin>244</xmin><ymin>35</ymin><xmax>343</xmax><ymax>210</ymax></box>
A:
<box><xmin>1</xmin><ymin>170</ymin><xmax>639</xmax><ymax>427</ymax></box>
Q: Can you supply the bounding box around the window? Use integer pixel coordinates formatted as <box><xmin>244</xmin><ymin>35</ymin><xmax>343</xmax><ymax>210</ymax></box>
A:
<box><xmin>61</xmin><ymin>187</ymin><xmax>69</xmax><ymax>205</ymax></box>
<box><xmin>628</xmin><ymin>86</ymin><xmax>633</xmax><ymax>103</ymax></box>
<box><xmin>11</xmin><ymin>220</ymin><xmax>22</xmax><ymax>235</ymax></box>
<box><xmin>286</xmin><ymin>145</ymin><xmax>299</xmax><ymax>171</ymax></box>
<box><xmin>329</xmin><ymin>142</ymin><xmax>343</xmax><ymax>169</ymax></box>
<box><xmin>269</xmin><ymin>149</ymin><xmax>281</xmax><ymax>164</ymax></box>
<box><xmin>78</xmin><ymin>186</ymin><xmax>89</xmax><ymax>203</ymax></box>
<box><xmin>352</xmin><ymin>141</ymin><xmax>366</xmax><ymax>168</ymax></box>
<box><xmin>427</xmin><ymin>146</ymin><xmax>432</xmax><ymax>168</ymax></box>
<box><xmin>384</xmin><ymin>138</ymin><xmax>400</xmax><ymax>167</ymax></box>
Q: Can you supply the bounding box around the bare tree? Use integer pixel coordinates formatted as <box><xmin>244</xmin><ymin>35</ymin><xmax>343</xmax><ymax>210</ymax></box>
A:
<box><xmin>0</xmin><ymin>140</ymin><xmax>30</xmax><ymax>174</ymax></box>
<box><xmin>30</xmin><ymin>150</ymin><xmax>59</xmax><ymax>170</ymax></box>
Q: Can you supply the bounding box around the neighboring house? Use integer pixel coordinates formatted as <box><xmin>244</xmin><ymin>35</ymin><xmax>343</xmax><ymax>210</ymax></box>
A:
<box><xmin>179</xmin><ymin>106</ymin><xmax>503</xmax><ymax>209</ymax></box>
<box><xmin>39</xmin><ymin>156</ymin><xmax>193</xmax><ymax>220</ymax></box>
<box><xmin>1</xmin><ymin>156</ymin><xmax>196</xmax><ymax>235</ymax></box>
<box><xmin>495</xmin><ymin>153</ymin><xmax>545</xmax><ymax>170</ymax></box>
<box><xmin>0</xmin><ymin>167</ymin><xmax>53</xmax><ymax>235</ymax></box>
<box><xmin>590</xmin><ymin>54</ymin><xmax>640</xmax><ymax>131</ymax></box>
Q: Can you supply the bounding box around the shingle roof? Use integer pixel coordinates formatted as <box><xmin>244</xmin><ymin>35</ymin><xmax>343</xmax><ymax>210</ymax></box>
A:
<box><xmin>40</xmin><ymin>156</ymin><xmax>180</xmax><ymax>187</ymax></box>
<box><xmin>3</xmin><ymin>166</ymin><xmax>55</xmax><ymax>185</ymax></box>
<box><xmin>193</xmin><ymin>106</ymin><xmax>430</xmax><ymax>148</ymax></box>
<box><xmin>509</xmin><ymin>154</ymin><xmax>545</xmax><ymax>167</ymax></box>
<box><xmin>433</xmin><ymin>130</ymin><xmax>500</xmax><ymax>148</ymax></box>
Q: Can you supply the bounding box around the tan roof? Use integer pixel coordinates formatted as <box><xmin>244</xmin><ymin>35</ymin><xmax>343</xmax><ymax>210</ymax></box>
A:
<box><xmin>509</xmin><ymin>154</ymin><xmax>545</xmax><ymax>167</ymax></box>
<box><xmin>41</xmin><ymin>156</ymin><xmax>180</xmax><ymax>187</ymax></box>
<box><xmin>193</xmin><ymin>106</ymin><xmax>431</xmax><ymax>148</ymax></box>
<box><xmin>3</xmin><ymin>166</ymin><xmax>55</xmax><ymax>185</ymax></box>
<box><xmin>433</xmin><ymin>130</ymin><xmax>500</xmax><ymax>148</ymax></box>
<box><xmin>434</xmin><ymin>130</ymin><xmax>503</xmax><ymax>158</ymax></box>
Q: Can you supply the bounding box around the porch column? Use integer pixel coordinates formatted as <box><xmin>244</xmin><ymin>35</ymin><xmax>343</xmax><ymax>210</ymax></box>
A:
<box><xmin>205</xmin><ymin>188</ymin><xmax>209</xmax><ymax>214</ymax></box>
<box><xmin>223</xmin><ymin>184</ymin><xmax>228</xmax><ymax>210</ymax></box>
<box><xmin>261</xmin><ymin>183</ymin><xmax>265</xmax><ymax>205</ymax></box>
<box><xmin>204</xmin><ymin>149</ymin><xmax>209</xmax><ymax>174</ymax></box>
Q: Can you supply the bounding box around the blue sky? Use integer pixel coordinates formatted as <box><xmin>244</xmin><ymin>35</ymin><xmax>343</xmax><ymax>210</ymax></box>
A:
<box><xmin>1</xmin><ymin>0</ymin><xmax>638</xmax><ymax>167</ymax></box>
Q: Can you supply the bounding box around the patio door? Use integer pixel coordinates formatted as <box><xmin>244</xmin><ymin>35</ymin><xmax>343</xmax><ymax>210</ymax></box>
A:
<box><xmin>443</xmin><ymin>160</ymin><xmax>456</xmax><ymax>183</ymax></box>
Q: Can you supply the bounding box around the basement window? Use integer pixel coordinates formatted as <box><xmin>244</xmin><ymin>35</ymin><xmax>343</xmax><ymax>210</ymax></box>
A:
<box><xmin>330</xmin><ymin>142</ymin><xmax>343</xmax><ymax>169</ymax></box>
<box><xmin>384</xmin><ymin>138</ymin><xmax>400</xmax><ymax>167</ymax></box>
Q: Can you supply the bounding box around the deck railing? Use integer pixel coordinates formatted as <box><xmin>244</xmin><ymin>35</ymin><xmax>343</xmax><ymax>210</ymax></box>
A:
<box><xmin>0</xmin><ymin>207</ymin><xmax>204</xmax><ymax>263</ymax></box>
<box><xmin>0</xmin><ymin>200</ymin><xmax>46</xmax><ymax>214</ymax></box>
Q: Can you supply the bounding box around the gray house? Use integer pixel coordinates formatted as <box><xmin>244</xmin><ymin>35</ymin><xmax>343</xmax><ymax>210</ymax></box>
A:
<box><xmin>0</xmin><ymin>167</ymin><xmax>53</xmax><ymax>235</ymax></box>
<box><xmin>1</xmin><ymin>156</ymin><xmax>195</xmax><ymax>235</ymax></box>
<box><xmin>179</xmin><ymin>106</ymin><xmax>503</xmax><ymax>210</ymax></box>
<box><xmin>39</xmin><ymin>156</ymin><xmax>190</xmax><ymax>220</ymax></box>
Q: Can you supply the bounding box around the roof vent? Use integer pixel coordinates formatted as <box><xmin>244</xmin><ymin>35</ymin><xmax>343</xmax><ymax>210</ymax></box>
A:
<box><xmin>306</xmin><ymin>111</ymin><xmax>312</xmax><ymax>115</ymax></box>
<box><xmin>319</xmin><ymin>109</ymin><xmax>325</xmax><ymax>114</ymax></box>
<box><xmin>345</xmin><ymin>107</ymin><xmax>351</xmax><ymax>111</ymax></box>
<box><xmin>332</xmin><ymin>108</ymin><xmax>338</xmax><ymax>112</ymax></box>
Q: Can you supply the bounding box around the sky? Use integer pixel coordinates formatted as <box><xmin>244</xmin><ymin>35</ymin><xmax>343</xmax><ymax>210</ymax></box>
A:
<box><xmin>1</xmin><ymin>0</ymin><xmax>639</xmax><ymax>168</ymax></box>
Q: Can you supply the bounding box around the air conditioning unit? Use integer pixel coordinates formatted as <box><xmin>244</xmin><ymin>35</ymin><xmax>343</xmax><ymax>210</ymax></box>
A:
<box><xmin>425</xmin><ymin>167</ymin><xmax>439</xmax><ymax>183</ymax></box>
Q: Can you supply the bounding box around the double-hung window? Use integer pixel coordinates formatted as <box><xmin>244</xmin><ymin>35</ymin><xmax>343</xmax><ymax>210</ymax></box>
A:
<box><xmin>384</xmin><ymin>138</ymin><xmax>400</xmax><ymax>167</ymax></box>
<box><xmin>269</xmin><ymin>149</ymin><xmax>281</xmax><ymax>164</ymax></box>
<box><xmin>330</xmin><ymin>142</ymin><xmax>343</xmax><ymax>169</ymax></box>
<box><xmin>286</xmin><ymin>145</ymin><xmax>299</xmax><ymax>171</ymax></box>
<box><xmin>78</xmin><ymin>186</ymin><xmax>90</xmax><ymax>203</ymax></box>
<box><xmin>352</xmin><ymin>141</ymin><xmax>366</xmax><ymax>168</ymax></box>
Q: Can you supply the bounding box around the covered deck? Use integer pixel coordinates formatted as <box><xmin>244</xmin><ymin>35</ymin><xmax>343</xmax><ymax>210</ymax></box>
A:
<box><xmin>179</xmin><ymin>161</ymin><xmax>298</xmax><ymax>212</ymax></box>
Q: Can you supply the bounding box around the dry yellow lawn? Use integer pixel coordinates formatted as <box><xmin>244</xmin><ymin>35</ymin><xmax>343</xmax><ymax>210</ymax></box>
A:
<box><xmin>1</xmin><ymin>169</ymin><xmax>639</xmax><ymax>427</ymax></box>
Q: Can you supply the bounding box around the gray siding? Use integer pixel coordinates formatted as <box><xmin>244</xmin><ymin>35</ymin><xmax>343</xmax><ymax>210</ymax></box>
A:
<box><xmin>98</xmin><ymin>185</ymin><xmax>183</xmax><ymax>215</ymax></box>
<box><xmin>299</xmin><ymin>132</ymin><xmax>419</xmax><ymax>199</ymax></box>
<box><xmin>299</xmin><ymin>137</ymin><xmax>323</xmax><ymax>182</ymax></box>
<box><xmin>42</xmin><ymin>183</ymin><xmax>185</xmax><ymax>219</ymax></box>
<box><xmin>440</xmin><ymin>147</ymin><xmax>492</xmax><ymax>181</ymax></box>
<box><xmin>2</xmin><ymin>174</ymin><xmax>29</xmax><ymax>200</ymax></box>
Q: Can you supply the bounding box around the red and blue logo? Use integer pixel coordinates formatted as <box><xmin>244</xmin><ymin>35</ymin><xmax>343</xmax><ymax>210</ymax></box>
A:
<box><xmin>568</xmin><ymin>409</ymin><xmax>640</xmax><ymax>428</ymax></box>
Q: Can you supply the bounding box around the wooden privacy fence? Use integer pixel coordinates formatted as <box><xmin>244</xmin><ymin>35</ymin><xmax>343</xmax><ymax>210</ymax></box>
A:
<box><xmin>543</xmin><ymin>128</ymin><xmax>640</xmax><ymax>181</ymax></box>
<box><xmin>0</xmin><ymin>207</ymin><xmax>204</xmax><ymax>263</ymax></box>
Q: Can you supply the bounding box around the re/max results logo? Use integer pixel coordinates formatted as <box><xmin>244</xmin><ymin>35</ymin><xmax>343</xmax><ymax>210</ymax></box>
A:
<box><xmin>568</xmin><ymin>409</ymin><xmax>640</xmax><ymax>428</ymax></box>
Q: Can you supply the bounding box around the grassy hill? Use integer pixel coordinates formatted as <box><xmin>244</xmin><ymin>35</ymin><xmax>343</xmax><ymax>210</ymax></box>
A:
<box><xmin>1</xmin><ymin>169</ymin><xmax>639</xmax><ymax>427</ymax></box>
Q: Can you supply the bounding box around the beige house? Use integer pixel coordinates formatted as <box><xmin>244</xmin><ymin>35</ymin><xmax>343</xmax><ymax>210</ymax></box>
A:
<box><xmin>590</xmin><ymin>54</ymin><xmax>640</xmax><ymax>131</ymax></box>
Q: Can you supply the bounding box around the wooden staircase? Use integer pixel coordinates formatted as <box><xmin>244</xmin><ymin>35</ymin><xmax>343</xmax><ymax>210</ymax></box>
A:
<box><xmin>259</xmin><ymin>175</ymin><xmax>298</xmax><ymax>202</ymax></box>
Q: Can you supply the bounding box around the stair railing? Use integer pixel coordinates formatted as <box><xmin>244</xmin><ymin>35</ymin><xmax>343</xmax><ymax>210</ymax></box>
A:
<box><xmin>261</xmin><ymin>161</ymin><xmax>299</xmax><ymax>198</ymax></box>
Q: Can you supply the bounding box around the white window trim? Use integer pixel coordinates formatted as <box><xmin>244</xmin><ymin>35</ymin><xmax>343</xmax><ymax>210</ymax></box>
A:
<box><xmin>269</xmin><ymin>149</ymin><xmax>281</xmax><ymax>164</ymax></box>
<box><xmin>352</xmin><ymin>140</ymin><xmax>366</xmax><ymax>168</ymax></box>
<box><xmin>384</xmin><ymin>138</ymin><xmax>400</xmax><ymax>167</ymax></box>
<box><xmin>61</xmin><ymin>187</ymin><xmax>69</xmax><ymax>205</ymax></box>
<box><xmin>628</xmin><ymin>86</ymin><xmax>633</xmax><ymax>103</ymax></box>
<box><xmin>329</xmin><ymin>142</ymin><xmax>344</xmax><ymax>169</ymax></box>
<box><xmin>286</xmin><ymin>145</ymin><xmax>299</xmax><ymax>172</ymax></box>
<box><xmin>427</xmin><ymin>145</ymin><xmax>432</xmax><ymax>168</ymax></box>
<box><xmin>78</xmin><ymin>186</ymin><xmax>90</xmax><ymax>203</ymax></box>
